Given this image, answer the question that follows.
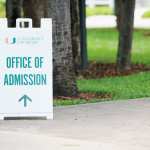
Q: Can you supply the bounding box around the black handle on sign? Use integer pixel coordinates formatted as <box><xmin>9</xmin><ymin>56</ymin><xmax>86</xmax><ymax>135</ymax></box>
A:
<box><xmin>16</xmin><ymin>19</ymin><xmax>32</xmax><ymax>28</ymax></box>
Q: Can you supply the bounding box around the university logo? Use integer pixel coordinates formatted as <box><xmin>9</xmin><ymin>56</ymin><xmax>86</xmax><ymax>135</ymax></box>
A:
<box><xmin>5</xmin><ymin>37</ymin><xmax>16</xmax><ymax>44</ymax></box>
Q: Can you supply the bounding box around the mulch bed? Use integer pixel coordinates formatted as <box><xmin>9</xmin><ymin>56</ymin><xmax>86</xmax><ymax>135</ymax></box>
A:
<box><xmin>79</xmin><ymin>62</ymin><xmax>150</xmax><ymax>79</ymax></box>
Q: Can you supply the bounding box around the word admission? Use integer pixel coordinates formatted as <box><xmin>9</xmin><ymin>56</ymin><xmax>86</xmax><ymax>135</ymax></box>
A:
<box><xmin>3</xmin><ymin>57</ymin><xmax>47</xmax><ymax>86</ymax></box>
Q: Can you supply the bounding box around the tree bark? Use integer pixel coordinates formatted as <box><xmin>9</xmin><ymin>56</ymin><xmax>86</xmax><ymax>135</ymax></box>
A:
<box><xmin>117</xmin><ymin>0</ymin><xmax>135</xmax><ymax>72</ymax></box>
<box><xmin>79</xmin><ymin>0</ymin><xmax>88</xmax><ymax>69</ymax></box>
<box><xmin>6</xmin><ymin>0</ymin><xmax>22</xmax><ymax>27</ymax></box>
<box><xmin>23</xmin><ymin>0</ymin><xmax>46</xmax><ymax>27</ymax></box>
<box><xmin>115</xmin><ymin>0</ymin><xmax>122</xmax><ymax>31</ymax></box>
<box><xmin>45</xmin><ymin>0</ymin><xmax>78</xmax><ymax>96</ymax></box>
<box><xmin>70</xmin><ymin>0</ymin><xmax>81</xmax><ymax>72</ymax></box>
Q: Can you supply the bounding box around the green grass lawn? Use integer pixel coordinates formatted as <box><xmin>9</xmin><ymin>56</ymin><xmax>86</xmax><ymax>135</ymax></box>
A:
<box><xmin>143</xmin><ymin>10</ymin><xmax>150</xmax><ymax>18</ymax></box>
<box><xmin>86</xmin><ymin>6</ymin><xmax>113</xmax><ymax>17</ymax></box>
<box><xmin>87</xmin><ymin>28</ymin><xmax>150</xmax><ymax>65</ymax></box>
<box><xmin>78</xmin><ymin>72</ymin><xmax>150</xmax><ymax>100</ymax></box>
<box><xmin>54</xmin><ymin>28</ymin><xmax>150</xmax><ymax>105</ymax></box>
<box><xmin>68</xmin><ymin>28</ymin><xmax>150</xmax><ymax>105</ymax></box>
<box><xmin>54</xmin><ymin>99</ymin><xmax>104</xmax><ymax>106</ymax></box>
<box><xmin>55</xmin><ymin>71</ymin><xmax>150</xmax><ymax>106</ymax></box>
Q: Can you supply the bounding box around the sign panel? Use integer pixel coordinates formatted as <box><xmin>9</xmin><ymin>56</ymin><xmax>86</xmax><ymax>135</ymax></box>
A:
<box><xmin>0</xmin><ymin>18</ymin><xmax>53</xmax><ymax>120</ymax></box>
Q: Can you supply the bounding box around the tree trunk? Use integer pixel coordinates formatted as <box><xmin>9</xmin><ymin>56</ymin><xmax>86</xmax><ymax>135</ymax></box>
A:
<box><xmin>79</xmin><ymin>0</ymin><xmax>88</xmax><ymax>69</ymax></box>
<box><xmin>115</xmin><ymin>0</ymin><xmax>122</xmax><ymax>31</ymax></box>
<box><xmin>70</xmin><ymin>0</ymin><xmax>81</xmax><ymax>72</ymax></box>
<box><xmin>23</xmin><ymin>0</ymin><xmax>46</xmax><ymax>27</ymax></box>
<box><xmin>6</xmin><ymin>0</ymin><xmax>22</xmax><ymax>27</ymax></box>
<box><xmin>45</xmin><ymin>0</ymin><xmax>78</xmax><ymax>96</ymax></box>
<box><xmin>117</xmin><ymin>0</ymin><xmax>135</xmax><ymax>72</ymax></box>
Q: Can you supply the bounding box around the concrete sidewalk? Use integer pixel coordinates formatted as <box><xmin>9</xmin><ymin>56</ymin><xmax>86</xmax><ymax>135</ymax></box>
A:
<box><xmin>0</xmin><ymin>131</ymin><xmax>100</xmax><ymax>150</ymax></box>
<box><xmin>1</xmin><ymin>98</ymin><xmax>150</xmax><ymax>150</ymax></box>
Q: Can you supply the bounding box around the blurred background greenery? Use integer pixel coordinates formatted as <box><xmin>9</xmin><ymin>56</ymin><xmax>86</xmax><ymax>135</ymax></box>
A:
<box><xmin>0</xmin><ymin>0</ymin><xmax>5</xmax><ymax>17</ymax></box>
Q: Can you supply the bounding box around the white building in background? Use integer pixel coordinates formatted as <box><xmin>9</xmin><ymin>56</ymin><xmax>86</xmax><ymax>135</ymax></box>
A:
<box><xmin>86</xmin><ymin>0</ymin><xmax>150</xmax><ymax>8</ymax></box>
<box><xmin>136</xmin><ymin>0</ymin><xmax>150</xmax><ymax>7</ymax></box>
<box><xmin>86</xmin><ymin>0</ymin><xmax>114</xmax><ymax>7</ymax></box>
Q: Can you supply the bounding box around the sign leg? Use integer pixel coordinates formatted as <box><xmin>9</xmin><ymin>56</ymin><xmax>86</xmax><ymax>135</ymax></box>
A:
<box><xmin>0</xmin><ymin>116</ymin><xmax>4</xmax><ymax>120</ymax></box>
<box><xmin>46</xmin><ymin>114</ymin><xmax>53</xmax><ymax>120</ymax></box>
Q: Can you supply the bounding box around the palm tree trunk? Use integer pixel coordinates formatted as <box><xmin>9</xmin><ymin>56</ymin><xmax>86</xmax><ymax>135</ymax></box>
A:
<box><xmin>23</xmin><ymin>0</ymin><xmax>46</xmax><ymax>27</ymax></box>
<box><xmin>6</xmin><ymin>0</ymin><xmax>22</xmax><ymax>27</ymax></box>
<box><xmin>117</xmin><ymin>0</ymin><xmax>135</xmax><ymax>72</ymax></box>
<box><xmin>45</xmin><ymin>0</ymin><xmax>78</xmax><ymax>96</ymax></box>
<box><xmin>70</xmin><ymin>0</ymin><xmax>81</xmax><ymax>72</ymax></box>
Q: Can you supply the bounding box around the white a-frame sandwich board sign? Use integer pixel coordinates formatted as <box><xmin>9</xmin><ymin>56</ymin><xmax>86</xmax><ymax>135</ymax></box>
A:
<box><xmin>0</xmin><ymin>18</ymin><xmax>53</xmax><ymax>120</ymax></box>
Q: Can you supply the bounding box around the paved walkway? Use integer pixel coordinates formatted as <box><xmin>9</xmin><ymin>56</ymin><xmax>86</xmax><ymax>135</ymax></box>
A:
<box><xmin>86</xmin><ymin>8</ymin><xmax>150</xmax><ymax>28</ymax></box>
<box><xmin>1</xmin><ymin>98</ymin><xmax>150</xmax><ymax>150</ymax></box>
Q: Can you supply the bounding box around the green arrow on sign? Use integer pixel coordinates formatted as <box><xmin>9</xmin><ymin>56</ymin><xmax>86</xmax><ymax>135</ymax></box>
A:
<box><xmin>19</xmin><ymin>95</ymin><xmax>32</xmax><ymax>107</ymax></box>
